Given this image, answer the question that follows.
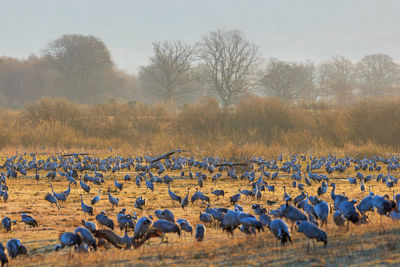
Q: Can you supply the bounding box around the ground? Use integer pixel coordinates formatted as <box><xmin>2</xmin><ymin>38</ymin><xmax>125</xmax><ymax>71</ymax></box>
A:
<box><xmin>1</xmin><ymin>153</ymin><xmax>400</xmax><ymax>266</ymax></box>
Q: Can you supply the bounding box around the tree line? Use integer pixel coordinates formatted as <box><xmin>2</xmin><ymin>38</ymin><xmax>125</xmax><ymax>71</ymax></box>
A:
<box><xmin>0</xmin><ymin>30</ymin><xmax>399</xmax><ymax>107</ymax></box>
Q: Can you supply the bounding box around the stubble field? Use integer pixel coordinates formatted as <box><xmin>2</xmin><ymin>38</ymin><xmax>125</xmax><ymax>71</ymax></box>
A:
<box><xmin>1</xmin><ymin>153</ymin><xmax>400</xmax><ymax>266</ymax></box>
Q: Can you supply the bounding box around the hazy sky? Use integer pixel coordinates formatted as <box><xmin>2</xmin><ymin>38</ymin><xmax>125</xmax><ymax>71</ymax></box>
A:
<box><xmin>1</xmin><ymin>0</ymin><xmax>400</xmax><ymax>74</ymax></box>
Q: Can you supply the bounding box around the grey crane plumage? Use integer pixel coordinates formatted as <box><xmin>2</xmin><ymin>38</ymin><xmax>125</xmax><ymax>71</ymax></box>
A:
<box><xmin>136</xmin><ymin>175</ymin><xmax>141</xmax><ymax>187</ymax></box>
<box><xmin>191</xmin><ymin>189</ymin><xmax>210</xmax><ymax>204</ymax></box>
<box><xmin>1</xmin><ymin>217</ymin><xmax>16</xmax><ymax>232</ymax></box>
<box><xmin>122</xmin><ymin>226</ymin><xmax>132</xmax><ymax>249</ymax></box>
<box><xmin>393</xmin><ymin>190</ymin><xmax>400</xmax><ymax>203</ymax></box>
<box><xmin>211</xmin><ymin>188</ymin><xmax>224</xmax><ymax>198</ymax></box>
<box><xmin>360</xmin><ymin>180</ymin><xmax>365</xmax><ymax>192</ymax></box>
<box><xmin>62</xmin><ymin>182</ymin><xmax>72</xmax><ymax>197</ymax></box>
<box><xmin>307</xmin><ymin>213</ymin><xmax>319</xmax><ymax>226</ymax></box>
<box><xmin>266</xmin><ymin>184</ymin><xmax>275</xmax><ymax>194</ymax></box>
<box><xmin>239</xmin><ymin>188</ymin><xmax>254</xmax><ymax>197</ymax></box>
<box><xmin>283</xmin><ymin>186</ymin><xmax>291</xmax><ymax>201</ymax></box>
<box><xmin>134</xmin><ymin>196</ymin><xmax>146</xmax><ymax>210</ymax></box>
<box><xmin>280</xmin><ymin>202</ymin><xmax>308</xmax><ymax>224</ymax></box>
<box><xmin>198</xmin><ymin>175</ymin><xmax>204</xmax><ymax>188</ymax></box>
<box><xmin>80</xmin><ymin>178</ymin><xmax>91</xmax><ymax>194</ymax></box>
<box><xmin>155</xmin><ymin>209</ymin><xmax>175</xmax><ymax>222</ymax></box>
<box><xmin>34</xmin><ymin>168</ymin><xmax>40</xmax><ymax>182</ymax></box>
<box><xmin>177</xmin><ymin>218</ymin><xmax>193</xmax><ymax>234</ymax></box>
<box><xmin>212</xmin><ymin>173</ymin><xmax>221</xmax><ymax>182</ymax></box>
<box><xmin>55</xmin><ymin>232</ymin><xmax>82</xmax><ymax>251</ymax></box>
<box><xmin>239</xmin><ymin>224</ymin><xmax>256</xmax><ymax>236</ymax></box>
<box><xmin>234</xmin><ymin>205</ymin><xmax>244</xmax><ymax>212</ymax></box>
<box><xmin>6</xmin><ymin>239</ymin><xmax>27</xmax><ymax>258</ymax></box>
<box><xmin>45</xmin><ymin>193</ymin><xmax>60</xmax><ymax>209</ymax></box>
<box><xmin>333</xmin><ymin>210</ymin><xmax>346</xmax><ymax>227</ymax></box>
<box><xmin>309</xmin><ymin>195</ymin><xmax>318</xmax><ymax>206</ymax></box>
<box><xmin>195</xmin><ymin>224</ymin><xmax>205</xmax><ymax>241</ymax></box>
<box><xmin>230</xmin><ymin>193</ymin><xmax>241</xmax><ymax>205</ymax></box>
<box><xmin>314</xmin><ymin>199</ymin><xmax>330</xmax><ymax>227</ymax></box>
<box><xmin>181</xmin><ymin>188</ymin><xmax>189</xmax><ymax>209</ymax></box>
<box><xmin>117</xmin><ymin>209</ymin><xmax>135</xmax><ymax>231</ymax></box>
<box><xmin>297</xmin><ymin>183</ymin><xmax>305</xmax><ymax>191</ymax></box>
<box><xmin>2</xmin><ymin>187</ymin><xmax>8</xmax><ymax>203</ymax></box>
<box><xmin>221</xmin><ymin>210</ymin><xmax>241</xmax><ymax>234</ymax></box>
<box><xmin>373</xmin><ymin>195</ymin><xmax>396</xmax><ymax>216</ymax></box>
<box><xmin>317</xmin><ymin>183</ymin><xmax>328</xmax><ymax>196</ymax></box>
<box><xmin>108</xmin><ymin>189</ymin><xmax>119</xmax><ymax>208</ymax></box>
<box><xmin>75</xmin><ymin>227</ymin><xmax>97</xmax><ymax>251</ymax></box>
<box><xmin>7</xmin><ymin>152</ymin><xmax>400</xmax><ymax>255</ymax></box>
<box><xmin>46</xmin><ymin>171</ymin><xmax>56</xmax><ymax>180</ymax></box>
<box><xmin>21</xmin><ymin>213</ymin><xmax>38</xmax><ymax>228</ymax></box>
<box><xmin>356</xmin><ymin>195</ymin><xmax>375</xmax><ymax>214</ymax></box>
<box><xmin>205</xmin><ymin>205</ymin><xmax>225</xmax><ymax>222</ymax></box>
<box><xmin>269</xmin><ymin>209</ymin><xmax>282</xmax><ymax>218</ymax></box>
<box><xmin>373</xmin><ymin>194</ymin><xmax>397</xmax><ymax>229</ymax></box>
<box><xmin>199</xmin><ymin>212</ymin><xmax>214</xmax><ymax>224</ymax></box>
<box><xmin>91</xmin><ymin>190</ymin><xmax>101</xmax><ymax>205</ymax></box>
<box><xmin>50</xmin><ymin>184</ymin><xmax>67</xmax><ymax>202</ymax></box>
<box><xmin>338</xmin><ymin>200</ymin><xmax>360</xmax><ymax>226</ymax></box>
<box><xmin>348</xmin><ymin>176</ymin><xmax>357</xmax><ymax>185</ymax></box>
<box><xmin>133</xmin><ymin>216</ymin><xmax>152</xmax><ymax>241</ymax></box>
<box><xmin>259</xmin><ymin>214</ymin><xmax>272</xmax><ymax>226</ymax></box>
<box><xmin>80</xmin><ymin>194</ymin><xmax>93</xmax><ymax>216</ymax></box>
<box><xmin>168</xmin><ymin>185</ymin><xmax>182</xmax><ymax>204</ymax></box>
<box><xmin>293</xmin><ymin>191</ymin><xmax>306</xmax><ymax>206</ymax></box>
<box><xmin>145</xmin><ymin>177</ymin><xmax>154</xmax><ymax>192</ymax></box>
<box><xmin>390</xmin><ymin>210</ymin><xmax>400</xmax><ymax>220</ymax></box>
<box><xmin>238</xmin><ymin>213</ymin><xmax>264</xmax><ymax>232</ymax></box>
<box><xmin>268</xmin><ymin>219</ymin><xmax>292</xmax><ymax>245</ymax></box>
<box><xmin>96</xmin><ymin>211</ymin><xmax>114</xmax><ymax>230</ymax></box>
<box><xmin>0</xmin><ymin>242</ymin><xmax>8</xmax><ymax>267</ymax></box>
<box><xmin>66</xmin><ymin>176</ymin><xmax>77</xmax><ymax>186</ymax></box>
<box><xmin>114</xmin><ymin>176</ymin><xmax>123</xmax><ymax>191</ymax></box>
<box><xmin>198</xmin><ymin>192</ymin><xmax>210</xmax><ymax>203</ymax></box>
<box><xmin>296</xmin><ymin>221</ymin><xmax>328</xmax><ymax>247</ymax></box>
<box><xmin>82</xmin><ymin>220</ymin><xmax>98</xmax><ymax>233</ymax></box>
<box><xmin>330</xmin><ymin>183</ymin><xmax>348</xmax><ymax>211</ymax></box>
<box><xmin>153</xmin><ymin>219</ymin><xmax>180</xmax><ymax>237</ymax></box>
<box><xmin>302</xmin><ymin>194</ymin><xmax>317</xmax><ymax>218</ymax></box>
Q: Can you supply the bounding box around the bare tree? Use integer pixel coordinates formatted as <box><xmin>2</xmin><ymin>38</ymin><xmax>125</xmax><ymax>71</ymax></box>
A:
<box><xmin>318</xmin><ymin>56</ymin><xmax>356</xmax><ymax>104</ymax></box>
<box><xmin>262</xmin><ymin>58</ymin><xmax>315</xmax><ymax>101</ymax></box>
<box><xmin>198</xmin><ymin>30</ymin><xmax>260</xmax><ymax>106</ymax></box>
<box><xmin>139</xmin><ymin>40</ymin><xmax>196</xmax><ymax>102</ymax></box>
<box><xmin>357</xmin><ymin>53</ymin><xmax>400</xmax><ymax>97</ymax></box>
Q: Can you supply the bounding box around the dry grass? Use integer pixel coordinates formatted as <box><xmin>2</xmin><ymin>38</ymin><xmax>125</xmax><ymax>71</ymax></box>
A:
<box><xmin>0</xmin><ymin>152</ymin><xmax>399</xmax><ymax>266</ymax></box>
<box><xmin>1</xmin><ymin>96</ymin><xmax>400</xmax><ymax>157</ymax></box>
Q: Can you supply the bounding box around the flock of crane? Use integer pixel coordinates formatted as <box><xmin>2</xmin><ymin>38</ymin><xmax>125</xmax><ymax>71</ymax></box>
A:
<box><xmin>0</xmin><ymin>150</ymin><xmax>399</xmax><ymax>265</ymax></box>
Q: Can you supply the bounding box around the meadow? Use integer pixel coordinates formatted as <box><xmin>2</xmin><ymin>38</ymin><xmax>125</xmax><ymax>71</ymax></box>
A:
<box><xmin>1</xmin><ymin>151</ymin><xmax>400</xmax><ymax>266</ymax></box>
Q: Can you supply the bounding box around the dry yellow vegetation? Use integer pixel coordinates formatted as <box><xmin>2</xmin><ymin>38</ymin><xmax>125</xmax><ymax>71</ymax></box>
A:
<box><xmin>0</xmin><ymin>152</ymin><xmax>399</xmax><ymax>266</ymax></box>
<box><xmin>1</xmin><ymin>96</ymin><xmax>400</xmax><ymax>157</ymax></box>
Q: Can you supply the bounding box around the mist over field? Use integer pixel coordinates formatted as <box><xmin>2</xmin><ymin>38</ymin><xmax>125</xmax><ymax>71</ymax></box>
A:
<box><xmin>0</xmin><ymin>0</ymin><xmax>399</xmax><ymax>107</ymax></box>
<box><xmin>0</xmin><ymin>1</ymin><xmax>400</xmax><ymax>154</ymax></box>
<box><xmin>1</xmin><ymin>2</ymin><xmax>400</xmax><ymax>266</ymax></box>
